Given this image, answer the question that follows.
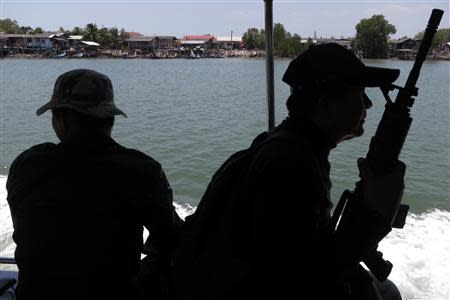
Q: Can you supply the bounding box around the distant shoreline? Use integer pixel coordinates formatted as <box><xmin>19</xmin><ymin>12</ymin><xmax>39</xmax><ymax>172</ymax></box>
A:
<box><xmin>3</xmin><ymin>54</ymin><xmax>450</xmax><ymax>61</ymax></box>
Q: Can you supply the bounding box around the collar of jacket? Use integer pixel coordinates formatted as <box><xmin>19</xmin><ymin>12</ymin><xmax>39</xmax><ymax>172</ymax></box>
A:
<box><xmin>277</xmin><ymin>116</ymin><xmax>337</xmax><ymax>158</ymax></box>
<box><xmin>58</xmin><ymin>131</ymin><xmax>117</xmax><ymax>151</ymax></box>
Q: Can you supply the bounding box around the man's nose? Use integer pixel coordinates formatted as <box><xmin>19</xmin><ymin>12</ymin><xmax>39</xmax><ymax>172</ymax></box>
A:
<box><xmin>363</xmin><ymin>93</ymin><xmax>373</xmax><ymax>109</ymax></box>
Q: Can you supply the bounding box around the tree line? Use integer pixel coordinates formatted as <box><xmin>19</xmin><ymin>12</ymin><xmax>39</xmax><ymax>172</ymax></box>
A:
<box><xmin>0</xmin><ymin>19</ymin><xmax>129</xmax><ymax>50</ymax></box>
<box><xmin>243</xmin><ymin>23</ymin><xmax>312</xmax><ymax>57</ymax></box>
<box><xmin>243</xmin><ymin>15</ymin><xmax>450</xmax><ymax>59</ymax></box>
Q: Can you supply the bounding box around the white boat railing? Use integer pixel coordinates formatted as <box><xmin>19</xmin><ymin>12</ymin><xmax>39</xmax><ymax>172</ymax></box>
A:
<box><xmin>0</xmin><ymin>258</ymin><xmax>16</xmax><ymax>265</ymax></box>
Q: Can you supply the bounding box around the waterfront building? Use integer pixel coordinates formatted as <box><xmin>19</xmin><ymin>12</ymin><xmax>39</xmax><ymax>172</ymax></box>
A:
<box><xmin>317</xmin><ymin>38</ymin><xmax>352</xmax><ymax>48</ymax></box>
<box><xmin>24</xmin><ymin>32</ymin><xmax>53</xmax><ymax>49</ymax></box>
<box><xmin>0</xmin><ymin>32</ymin><xmax>70</xmax><ymax>52</ymax></box>
<box><xmin>181</xmin><ymin>34</ymin><xmax>215</xmax><ymax>50</ymax></box>
<box><xmin>126</xmin><ymin>35</ymin><xmax>178</xmax><ymax>56</ymax></box>
<box><xmin>299</xmin><ymin>38</ymin><xmax>352</xmax><ymax>50</ymax></box>
<box><xmin>0</xmin><ymin>34</ymin><xmax>7</xmax><ymax>58</ymax></box>
<box><xmin>153</xmin><ymin>36</ymin><xmax>179</xmax><ymax>58</ymax></box>
<box><xmin>126</xmin><ymin>36</ymin><xmax>156</xmax><ymax>54</ymax></box>
<box><xmin>49</xmin><ymin>32</ymin><xmax>70</xmax><ymax>50</ymax></box>
<box><xmin>389</xmin><ymin>37</ymin><xmax>418</xmax><ymax>51</ymax></box>
<box><xmin>0</xmin><ymin>34</ymin><xmax>7</xmax><ymax>48</ymax></box>
<box><xmin>214</xmin><ymin>36</ymin><xmax>243</xmax><ymax>50</ymax></box>
<box><xmin>388</xmin><ymin>37</ymin><xmax>420</xmax><ymax>59</ymax></box>
<box><xmin>0</xmin><ymin>34</ymin><xmax>27</xmax><ymax>49</ymax></box>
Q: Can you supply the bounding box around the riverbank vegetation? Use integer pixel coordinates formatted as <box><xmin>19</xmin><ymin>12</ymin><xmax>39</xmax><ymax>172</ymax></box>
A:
<box><xmin>242</xmin><ymin>23</ymin><xmax>307</xmax><ymax>57</ymax></box>
<box><xmin>241</xmin><ymin>15</ymin><xmax>450</xmax><ymax>59</ymax></box>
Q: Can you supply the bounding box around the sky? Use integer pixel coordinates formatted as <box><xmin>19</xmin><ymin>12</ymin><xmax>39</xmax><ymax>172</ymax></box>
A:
<box><xmin>1</xmin><ymin>0</ymin><xmax>449</xmax><ymax>39</ymax></box>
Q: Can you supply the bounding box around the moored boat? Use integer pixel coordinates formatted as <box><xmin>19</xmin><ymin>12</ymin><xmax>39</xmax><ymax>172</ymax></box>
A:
<box><xmin>67</xmin><ymin>52</ymin><xmax>84</xmax><ymax>58</ymax></box>
<box><xmin>49</xmin><ymin>51</ymin><xmax>67</xmax><ymax>58</ymax></box>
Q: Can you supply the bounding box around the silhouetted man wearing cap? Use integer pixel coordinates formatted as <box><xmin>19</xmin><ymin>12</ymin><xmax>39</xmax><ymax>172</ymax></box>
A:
<box><xmin>175</xmin><ymin>44</ymin><xmax>404</xmax><ymax>300</ymax></box>
<box><xmin>7</xmin><ymin>69</ymin><xmax>182</xmax><ymax>300</ymax></box>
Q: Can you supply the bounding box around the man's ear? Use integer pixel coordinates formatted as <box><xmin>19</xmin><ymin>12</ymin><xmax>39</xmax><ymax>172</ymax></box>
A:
<box><xmin>51</xmin><ymin>110</ymin><xmax>65</xmax><ymax>140</ymax></box>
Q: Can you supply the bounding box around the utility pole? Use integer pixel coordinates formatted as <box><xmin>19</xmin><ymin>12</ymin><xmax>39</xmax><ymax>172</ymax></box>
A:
<box><xmin>231</xmin><ymin>30</ymin><xmax>233</xmax><ymax>50</ymax></box>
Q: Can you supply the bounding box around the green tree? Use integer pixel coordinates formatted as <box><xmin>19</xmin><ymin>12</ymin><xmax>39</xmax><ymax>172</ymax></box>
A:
<box><xmin>32</xmin><ymin>27</ymin><xmax>44</xmax><ymax>34</ymax></box>
<box><xmin>0</xmin><ymin>18</ymin><xmax>20</xmax><ymax>33</ymax></box>
<box><xmin>354</xmin><ymin>15</ymin><xmax>396</xmax><ymax>58</ymax></box>
<box><xmin>96</xmin><ymin>27</ymin><xmax>110</xmax><ymax>47</ymax></box>
<box><xmin>109</xmin><ymin>27</ymin><xmax>120</xmax><ymax>50</ymax></box>
<box><xmin>243</xmin><ymin>27</ymin><xmax>260</xmax><ymax>50</ymax></box>
<box><xmin>119</xmin><ymin>28</ymin><xmax>129</xmax><ymax>50</ymax></box>
<box><xmin>243</xmin><ymin>27</ymin><xmax>266</xmax><ymax>50</ymax></box>
<box><xmin>85</xmin><ymin>23</ymin><xmax>98</xmax><ymax>42</ymax></box>
<box><xmin>70</xmin><ymin>26</ymin><xmax>85</xmax><ymax>36</ymax></box>
<box><xmin>18</xmin><ymin>26</ymin><xmax>33</xmax><ymax>34</ymax></box>
<box><xmin>415</xmin><ymin>27</ymin><xmax>450</xmax><ymax>48</ymax></box>
<box><xmin>414</xmin><ymin>31</ymin><xmax>424</xmax><ymax>39</ymax></box>
<box><xmin>287</xmin><ymin>33</ymin><xmax>302</xmax><ymax>56</ymax></box>
<box><xmin>242</xmin><ymin>25</ymin><xmax>303</xmax><ymax>56</ymax></box>
<box><xmin>273</xmin><ymin>23</ymin><xmax>290</xmax><ymax>56</ymax></box>
<box><xmin>256</xmin><ymin>29</ymin><xmax>265</xmax><ymax>50</ymax></box>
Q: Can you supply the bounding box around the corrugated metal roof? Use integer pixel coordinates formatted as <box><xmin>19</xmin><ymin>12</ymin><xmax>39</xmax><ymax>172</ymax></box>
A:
<box><xmin>28</xmin><ymin>32</ymin><xmax>58</xmax><ymax>38</ymax></box>
<box><xmin>215</xmin><ymin>36</ymin><xmax>242</xmax><ymax>42</ymax></box>
<box><xmin>183</xmin><ymin>35</ymin><xmax>214</xmax><ymax>41</ymax></box>
<box><xmin>81</xmin><ymin>41</ymin><xmax>100</xmax><ymax>46</ymax></box>
<box><xmin>156</xmin><ymin>36</ymin><xmax>177</xmax><ymax>40</ymax></box>
<box><xmin>126</xmin><ymin>36</ymin><xmax>155</xmax><ymax>42</ymax></box>
<box><xmin>0</xmin><ymin>32</ymin><xmax>67</xmax><ymax>39</ymax></box>
<box><xmin>69</xmin><ymin>35</ymin><xmax>83</xmax><ymax>40</ymax></box>
<box><xmin>127</xmin><ymin>32</ymin><xmax>144</xmax><ymax>38</ymax></box>
<box><xmin>389</xmin><ymin>38</ymin><xmax>413</xmax><ymax>44</ymax></box>
<box><xmin>0</xmin><ymin>34</ymin><xmax>31</xmax><ymax>38</ymax></box>
<box><xmin>181</xmin><ymin>40</ymin><xmax>207</xmax><ymax>45</ymax></box>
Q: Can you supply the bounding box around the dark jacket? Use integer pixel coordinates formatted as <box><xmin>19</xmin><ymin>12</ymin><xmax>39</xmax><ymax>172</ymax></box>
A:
<box><xmin>6</xmin><ymin>132</ymin><xmax>182</xmax><ymax>300</ymax></box>
<box><xmin>175</xmin><ymin>117</ymin><xmax>390</xmax><ymax>299</ymax></box>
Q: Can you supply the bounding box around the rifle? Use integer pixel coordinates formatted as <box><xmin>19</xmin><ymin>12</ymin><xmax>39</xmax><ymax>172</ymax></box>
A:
<box><xmin>330</xmin><ymin>9</ymin><xmax>444</xmax><ymax>282</ymax></box>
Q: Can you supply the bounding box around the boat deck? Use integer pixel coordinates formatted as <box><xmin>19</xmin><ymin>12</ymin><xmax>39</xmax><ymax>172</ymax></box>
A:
<box><xmin>0</xmin><ymin>271</ymin><xmax>17</xmax><ymax>299</ymax></box>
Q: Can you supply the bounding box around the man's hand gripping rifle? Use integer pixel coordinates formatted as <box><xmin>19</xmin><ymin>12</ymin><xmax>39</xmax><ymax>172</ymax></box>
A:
<box><xmin>330</xmin><ymin>9</ymin><xmax>444</xmax><ymax>282</ymax></box>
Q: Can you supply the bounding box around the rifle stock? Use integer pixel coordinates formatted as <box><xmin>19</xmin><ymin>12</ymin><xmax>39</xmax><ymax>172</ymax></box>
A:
<box><xmin>331</xmin><ymin>9</ymin><xmax>444</xmax><ymax>282</ymax></box>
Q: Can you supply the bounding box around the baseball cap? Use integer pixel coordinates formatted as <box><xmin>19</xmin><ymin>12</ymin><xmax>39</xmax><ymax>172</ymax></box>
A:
<box><xmin>282</xmin><ymin>43</ymin><xmax>400</xmax><ymax>91</ymax></box>
<box><xmin>36</xmin><ymin>69</ymin><xmax>127</xmax><ymax>118</ymax></box>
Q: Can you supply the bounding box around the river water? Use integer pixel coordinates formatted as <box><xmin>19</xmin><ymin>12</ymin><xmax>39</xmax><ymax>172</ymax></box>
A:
<box><xmin>0</xmin><ymin>58</ymin><xmax>449</xmax><ymax>299</ymax></box>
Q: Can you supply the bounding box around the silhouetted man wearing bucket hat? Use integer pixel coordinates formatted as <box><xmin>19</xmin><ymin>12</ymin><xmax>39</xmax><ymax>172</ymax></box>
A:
<box><xmin>175</xmin><ymin>44</ymin><xmax>404</xmax><ymax>300</ymax></box>
<box><xmin>7</xmin><ymin>69</ymin><xmax>182</xmax><ymax>300</ymax></box>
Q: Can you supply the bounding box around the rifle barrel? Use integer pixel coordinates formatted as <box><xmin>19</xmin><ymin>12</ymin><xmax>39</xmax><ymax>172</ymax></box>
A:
<box><xmin>403</xmin><ymin>9</ymin><xmax>443</xmax><ymax>93</ymax></box>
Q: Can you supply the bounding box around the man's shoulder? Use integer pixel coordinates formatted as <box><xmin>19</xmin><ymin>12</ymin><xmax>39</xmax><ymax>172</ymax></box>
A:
<box><xmin>111</xmin><ymin>144</ymin><xmax>162</xmax><ymax>173</ymax></box>
<box><xmin>11</xmin><ymin>142</ymin><xmax>57</xmax><ymax>167</ymax></box>
<box><xmin>256</xmin><ymin>129</ymin><xmax>315</xmax><ymax>162</ymax></box>
<box><xmin>23</xmin><ymin>142</ymin><xmax>57</xmax><ymax>154</ymax></box>
<box><xmin>7</xmin><ymin>142</ymin><xmax>58</xmax><ymax>189</ymax></box>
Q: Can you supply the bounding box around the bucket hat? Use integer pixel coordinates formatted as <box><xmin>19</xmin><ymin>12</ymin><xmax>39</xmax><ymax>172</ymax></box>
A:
<box><xmin>36</xmin><ymin>69</ymin><xmax>127</xmax><ymax>118</ymax></box>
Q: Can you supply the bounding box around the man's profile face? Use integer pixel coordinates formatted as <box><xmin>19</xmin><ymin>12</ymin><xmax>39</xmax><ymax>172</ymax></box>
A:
<box><xmin>328</xmin><ymin>85</ymin><xmax>371</xmax><ymax>142</ymax></box>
